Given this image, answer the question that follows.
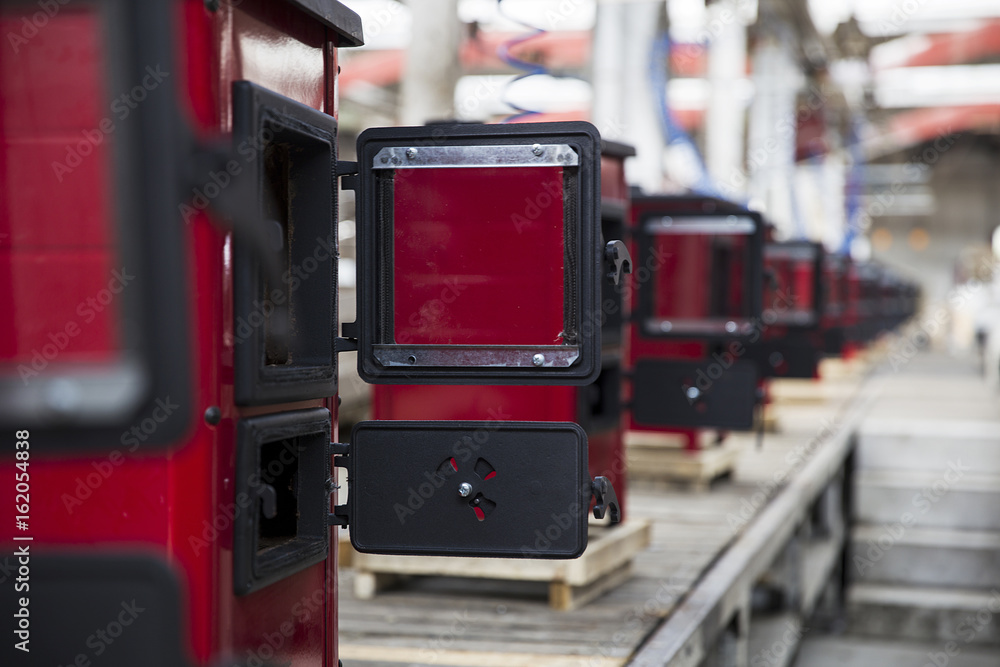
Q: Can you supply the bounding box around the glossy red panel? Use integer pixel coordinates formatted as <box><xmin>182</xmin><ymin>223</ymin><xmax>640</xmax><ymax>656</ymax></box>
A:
<box><xmin>650</xmin><ymin>234</ymin><xmax>750</xmax><ymax>321</ymax></box>
<box><xmin>792</xmin><ymin>261</ymin><xmax>815</xmax><ymax>311</ymax></box>
<box><xmin>3</xmin><ymin>139</ymin><xmax>114</xmax><ymax>248</ymax></box>
<box><xmin>0</xmin><ymin>8</ymin><xmax>105</xmax><ymax>132</ymax></box>
<box><xmin>763</xmin><ymin>255</ymin><xmax>816</xmax><ymax>317</ymax></box>
<box><xmin>375</xmin><ymin>384</ymin><xmax>576</xmax><ymax>422</ymax></box>
<box><xmin>0</xmin><ymin>4</ymin><xmax>120</xmax><ymax>365</ymax></box>
<box><xmin>208</xmin><ymin>3</ymin><xmax>332</xmax><ymax>665</ymax></box>
<box><xmin>600</xmin><ymin>155</ymin><xmax>628</xmax><ymax>204</ymax></box>
<box><xmin>844</xmin><ymin>265</ymin><xmax>861</xmax><ymax>327</ymax></box>
<box><xmin>0</xmin><ymin>252</ymin><xmax>120</xmax><ymax>361</ymax></box>
<box><xmin>392</xmin><ymin>167</ymin><xmax>566</xmax><ymax>346</ymax></box>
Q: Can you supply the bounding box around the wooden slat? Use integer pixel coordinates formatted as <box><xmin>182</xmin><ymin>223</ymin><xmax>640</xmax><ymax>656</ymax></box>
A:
<box><xmin>339</xmin><ymin>644</ymin><xmax>626</xmax><ymax>666</ymax></box>
<box><xmin>351</xmin><ymin>520</ymin><xmax>651</xmax><ymax>589</ymax></box>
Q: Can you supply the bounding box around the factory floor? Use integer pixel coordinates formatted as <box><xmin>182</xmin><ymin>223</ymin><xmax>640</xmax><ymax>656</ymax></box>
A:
<box><xmin>794</xmin><ymin>346</ymin><xmax>1000</xmax><ymax>666</ymax></box>
<box><xmin>794</xmin><ymin>636</ymin><xmax>1000</xmax><ymax>667</ymax></box>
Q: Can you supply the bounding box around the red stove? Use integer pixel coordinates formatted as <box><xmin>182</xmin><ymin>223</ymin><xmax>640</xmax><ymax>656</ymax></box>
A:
<box><xmin>745</xmin><ymin>240</ymin><xmax>826</xmax><ymax>379</ymax></box>
<box><xmin>372</xmin><ymin>139</ymin><xmax>636</xmax><ymax>521</ymax></box>
<box><xmin>625</xmin><ymin>194</ymin><xmax>765</xmax><ymax>447</ymax></box>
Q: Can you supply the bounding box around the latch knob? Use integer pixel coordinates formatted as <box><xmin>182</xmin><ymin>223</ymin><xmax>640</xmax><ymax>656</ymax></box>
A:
<box><xmin>591</xmin><ymin>476</ymin><xmax>621</xmax><ymax>524</ymax></box>
<box><xmin>605</xmin><ymin>240</ymin><xmax>633</xmax><ymax>286</ymax></box>
<box><xmin>253</xmin><ymin>483</ymin><xmax>278</xmax><ymax>520</ymax></box>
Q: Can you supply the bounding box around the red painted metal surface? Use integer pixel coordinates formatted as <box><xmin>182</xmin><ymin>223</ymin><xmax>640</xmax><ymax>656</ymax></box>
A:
<box><xmin>185</xmin><ymin>3</ymin><xmax>337</xmax><ymax>664</ymax></box>
<box><xmin>762</xmin><ymin>248</ymin><xmax>818</xmax><ymax>328</ymax></box>
<box><xmin>0</xmin><ymin>8</ymin><xmax>120</xmax><ymax>366</ymax></box>
<box><xmin>649</xmin><ymin>234</ymin><xmax>750</xmax><ymax>322</ymax></box>
<box><xmin>600</xmin><ymin>155</ymin><xmax>628</xmax><ymax>205</ymax></box>
<box><xmin>374</xmin><ymin>384</ymin><xmax>576</xmax><ymax>424</ymax></box>
<box><xmin>757</xmin><ymin>246</ymin><xmax>823</xmax><ymax>379</ymax></box>
<box><xmin>392</xmin><ymin>166</ymin><xmax>566</xmax><ymax>346</ymax></box>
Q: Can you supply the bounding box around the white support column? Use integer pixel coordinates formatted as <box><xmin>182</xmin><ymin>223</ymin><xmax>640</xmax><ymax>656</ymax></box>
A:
<box><xmin>591</xmin><ymin>2</ymin><xmax>625</xmax><ymax>137</ymax></box>
<box><xmin>747</xmin><ymin>20</ymin><xmax>801</xmax><ymax>236</ymax></box>
<box><xmin>705</xmin><ymin>0</ymin><xmax>748</xmax><ymax>193</ymax></box>
<box><xmin>400</xmin><ymin>0</ymin><xmax>461</xmax><ymax>126</ymax></box>
<box><xmin>593</xmin><ymin>0</ymin><xmax>667</xmax><ymax>193</ymax></box>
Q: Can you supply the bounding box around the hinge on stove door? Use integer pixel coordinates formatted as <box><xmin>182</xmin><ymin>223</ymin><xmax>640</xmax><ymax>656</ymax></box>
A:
<box><xmin>337</xmin><ymin>160</ymin><xmax>358</xmax><ymax>191</ymax></box>
<box><xmin>328</xmin><ymin>442</ymin><xmax>350</xmax><ymax>527</ymax></box>
<box><xmin>335</xmin><ymin>322</ymin><xmax>358</xmax><ymax>354</ymax></box>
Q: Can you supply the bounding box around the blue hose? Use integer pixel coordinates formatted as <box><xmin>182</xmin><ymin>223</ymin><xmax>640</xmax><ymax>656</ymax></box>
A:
<box><xmin>495</xmin><ymin>0</ymin><xmax>548</xmax><ymax>122</ymax></box>
<box><xmin>650</xmin><ymin>33</ymin><xmax>727</xmax><ymax>199</ymax></box>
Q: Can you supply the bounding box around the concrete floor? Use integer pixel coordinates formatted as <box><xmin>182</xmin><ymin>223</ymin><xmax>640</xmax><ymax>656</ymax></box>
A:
<box><xmin>793</xmin><ymin>635</ymin><xmax>1000</xmax><ymax>666</ymax></box>
<box><xmin>794</xmin><ymin>347</ymin><xmax>1000</xmax><ymax>667</ymax></box>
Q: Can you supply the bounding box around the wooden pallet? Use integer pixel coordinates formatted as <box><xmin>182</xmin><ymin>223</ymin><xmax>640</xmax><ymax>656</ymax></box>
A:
<box><xmin>346</xmin><ymin>519</ymin><xmax>651</xmax><ymax>611</ymax></box>
<box><xmin>760</xmin><ymin>404</ymin><xmax>782</xmax><ymax>433</ymax></box>
<box><xmin>625</xmin><ymin>431</ymin><xmax>742</xmax><ymax>489</ymax></box>
<box><xmin>768</xmin><ymin>379</ymin><xmax>845</xmax><ymax>405</ymax></box>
